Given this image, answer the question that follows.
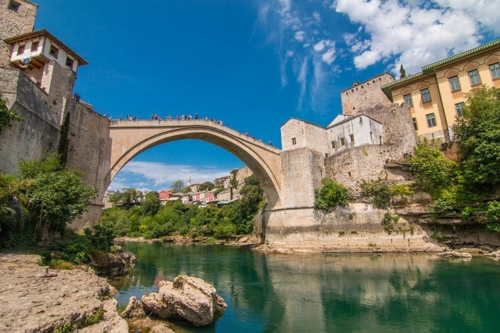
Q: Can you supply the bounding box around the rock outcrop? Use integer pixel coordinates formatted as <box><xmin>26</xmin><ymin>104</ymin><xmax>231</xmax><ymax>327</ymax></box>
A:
<box><xmin>88</xmin><ymin>245</ymin><xmax>137</xmax><ymax>276</ymax></box>
<box><xmin>0</xmin><ymin>254</ymin><xmax>128</xmax><ymax>333</ymax></box>
<box><xmin>120</xmin><ymin>296</ymin><xmax>147</xmax><ymax>319</ymax></box>
<box><xmin>439</xmin><ymin>251</ymin><xmax>473</xmax><ymax>259</ymax></box>
<box><xmin>141</xmin><ymin>275</ymin><xmax>227</xmax><ymax>326</ymax></box>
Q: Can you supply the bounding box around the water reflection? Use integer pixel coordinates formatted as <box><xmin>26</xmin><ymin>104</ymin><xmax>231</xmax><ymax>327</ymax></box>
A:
<box><xmin>111</xmin><ymin>243</ymin><xmax>500</xmax><ymax>333</ymax></box>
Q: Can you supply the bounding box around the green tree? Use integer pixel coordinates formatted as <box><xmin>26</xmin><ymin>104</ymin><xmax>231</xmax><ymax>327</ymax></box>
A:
<box><xmin>109</xmin><ymin>188</ymin><xmax>142</xmax><ymax>208</ymax></box>
<box><xmin>199</xmin><ymin>181</ymin><xmax>215</xmax><ymax>191</ymax></box>
<box><xmin>399</xmin><ymin>64</ymin><xmax>406</xmax><ymax>78</ymax></box>
<box><xmin>171</xmin><ymin>180</ymin><xmax>185</xmax><ymax>193</ymax></box>
<box><xmin>230</xmin><ymin>170</ymin><xmax>239</xmax><ymax>189</ymax></box>
<box><xmin>409</xmin><ymin>140</ymin><xmax>457</xmax><ymax>196</ymax></box>
<box><xmin>454</xmin><ymin>86</ymin><xmax>500</xmax><ymax>191</ymax></box>
<box><xmin>141</xmin><ymin>191</ymin><xmax>161</xmax><ymax>216</ymax></box>
<box><xmin>0</xmin><ymin>92</ymin><xmax>24</xmax><ymax>132</ymax></box>
<box><xmin>314</xmin><ymin>178</ymin><xmax>349</xmax><ymax>210</ymax></box>
<box><xmin>18</xmin><ymin>155</ymin><xmax>97</xmax><ymax>240</ymax></box>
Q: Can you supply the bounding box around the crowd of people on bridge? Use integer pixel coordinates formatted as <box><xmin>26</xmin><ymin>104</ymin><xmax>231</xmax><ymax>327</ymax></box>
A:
<box><xmin>107</xmin><ymin>113</ymin><xmax>275</xmax><ymax>147</ymax></box>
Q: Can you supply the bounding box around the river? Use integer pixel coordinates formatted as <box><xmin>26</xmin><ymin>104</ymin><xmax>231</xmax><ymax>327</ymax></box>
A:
<box><xmin>111</xmin><ymin>242</ymin><xmax>500</xmax><ymax>332</ymax></box>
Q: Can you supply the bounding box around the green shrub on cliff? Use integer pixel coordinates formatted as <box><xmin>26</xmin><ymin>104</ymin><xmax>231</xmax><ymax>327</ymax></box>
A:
<box><xmin>314</xmin><ymin>178</ymin><xmax>349</xmax><ymax>210</ymax></box>
<box><xmin>0</xmin><ymin>92</ymin><xmax>24</xmax><ymax>132</ymax></box>
<box><xmin>361</xmin><ymin>180</ymin><xmax>412</xmax><ymax>209</ymax></box>
<box><xmin>409</xmin><ymin>140</ymin><xmax>457</xmax><ymax>197</ymax></box>
<box><xmin>18</xmin><ymin>155</ymin><xmax>97</xmax><ymax>241</ymax></box>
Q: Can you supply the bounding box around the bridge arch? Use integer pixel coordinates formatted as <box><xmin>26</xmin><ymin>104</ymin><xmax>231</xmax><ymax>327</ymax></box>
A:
<box><xmin>107</xmin><ymin>120</ymin><xmax>282</xmax><ymax>209</ymax></box>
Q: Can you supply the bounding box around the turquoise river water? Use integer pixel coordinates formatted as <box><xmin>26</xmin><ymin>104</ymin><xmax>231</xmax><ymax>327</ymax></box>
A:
<box><xmin>111</xmin><ymin>242</ymin><xmax>500</xmax><ymax>332</ymax></box>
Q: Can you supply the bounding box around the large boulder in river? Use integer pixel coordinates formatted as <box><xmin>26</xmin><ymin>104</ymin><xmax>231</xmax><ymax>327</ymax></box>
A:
<box><xmin>142</xmin><ymin>275</ymin><xmax>227</xmax><ymax>326</ymax></box>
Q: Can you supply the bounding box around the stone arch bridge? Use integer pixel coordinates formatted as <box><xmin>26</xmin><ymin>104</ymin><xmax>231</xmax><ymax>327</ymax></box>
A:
<box><xmin>107</xmin><ymin>119</ymin><xmax>282</xmax><ymax>209</ymax></box>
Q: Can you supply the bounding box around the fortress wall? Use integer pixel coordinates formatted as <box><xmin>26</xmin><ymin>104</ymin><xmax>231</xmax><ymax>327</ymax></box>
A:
<box><xmin>63</xmin><ymin>101</ymin><xmax>111</xmax><ymax>229</ymax></box>
<box><xmin>281</xmin><ymin>119</ymin><xmax>328</xmax><ymax>155</ymax></box>
<box><xmin>341</xmin><ymin>73</ymin><xmax>394</xmax><ymax>116</ymax></box>
<box><xmin>0</xmin><ymin>0</ymin><xmax>38</xmax><ymax>66</ymax></box>
<box><xmin>261</xmin><ymin>205</ymin><xmax>440</xmax><ymax>252</ymax></box>
<box><xmin>0</xmin><ymin>68</ymin><xmax>59</xmax><ymax>176</ymax></box>
<box><xmin>279</xmin><ymin>148</ymin><xmax>324</xmax><ymax>208</ymax></box>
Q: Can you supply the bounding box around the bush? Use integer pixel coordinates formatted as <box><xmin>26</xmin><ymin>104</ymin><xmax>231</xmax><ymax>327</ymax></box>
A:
<box><xmin>486</xmin><ymin>201</ymin><xmax>500</xmax><ymax>221</ymax></box>
<box><xmin>409</xmin><ymin>140</ymin><xmax>457</xmax><ymax>196</ymax></box>
<box><xmin>361</xmin><ymin>181</ymin><xmax>412</xmax><ymax>209</ymax></box>
<box><xmin>84</xmin><ymin>221</ymin><xmax>116</xmax><ymax>252</ymax></box>
<box><xmin>314</xmin><ymin>178</ymin><xmax>349</xmax><ymax>210</ymax></box>
<box><xmin>381</xmin><ymin>213</ymin><xmax>399</xmax><ymax>234</ymax></box>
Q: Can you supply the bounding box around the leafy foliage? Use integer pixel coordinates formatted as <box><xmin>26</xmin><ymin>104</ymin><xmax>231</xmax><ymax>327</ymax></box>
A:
<box><xmin>199</xmin><ymin>181</ymin><xmax>215</xmax><ymax>191</ymax></box>
<box><xmin>171</xmin><ymin>180</ymin><xmax>185</xmax><ymax>193</ymax></box>
<box><xmin>18</xmin><ymin>155</ymin><xmax>97</xmax><ymax>240</ymax></box>
<box><xmin>381</xmin><ymin>213</ymin><xmax>399</xmax><ymax>234</ymax></box>
<box><xmin>454</xmin><ymin>86</ymin><xmax>500</xmax><ymax>191</ymax></box>
<box><xmin>103</xmin><ymin>175</ymin><xmax>265</xmax><ymax>239</ymax></box>
<box><xmin>361</xmin><ymin>180</ymin><xmax>413</xmax><ymax>209</ymax></box>
<box><xmin>0</xmin><ymin>92</ymin><xmax>24</xmax><ymax>132</ymax></box>
<box><xmin>84</xmin><ymin>221</ymin><xmax>117</xmax><ymax>252</ymax></box>
<box><xmin>314</xmin><ymin>178</ymin><xmax>349</xmax><ymax>210</ymax></box>
<box><xmin>141</xmin><ymin>191</ymin><xmax>161</xmax><ymax>216</ymax></box>
<box><xmin>109</xmin><ymin>188</ymin><xmax>142</xmax><ymax>208</ymax></box>
<box><xmin>409</xmin><ymin>140</ymin><xmax>457</xmax><ymax>197</ymax></box>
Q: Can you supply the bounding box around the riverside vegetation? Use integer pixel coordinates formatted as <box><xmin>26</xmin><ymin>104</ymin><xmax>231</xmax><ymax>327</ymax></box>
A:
<box><xmin>102</xmin><ymin>174</ymin><xmax>264</xmax><ymax>240</ymax></box>
<box><xmin>314</xmin><ymin>86</ymin><xmax>500</xmax><ymax>238</ymax></box>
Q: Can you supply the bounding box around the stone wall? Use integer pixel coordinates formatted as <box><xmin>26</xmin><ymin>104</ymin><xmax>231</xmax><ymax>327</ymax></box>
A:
<box><xmin>0</xmin><ymin>68</ymin><xmax>59</xmax><ymax>175</ymax></box>
<box><xmin>63</xmin><ymin>101</ymin><xmax>111</xmax><ymax>229</ymax></box>
<box><xmin>341</xmin><ymin>73</ymin><xmax>394</xmax><ymax>116</ymax></box>
<box><xmin>261</xmin><ymin>205</ymin><xmax>440</xmax><ymax>252</ymax></box>
<box><xmin>279</xmin><ymin>148</ymin><xmax>324</xmax><ymax>208</ymax></box>
<box><xmin>281</xmin><ymin>118</ymin><xmax>328</xmax><ymax>155</ymax></box>
<box><xmin>40</xmin><ymin>60</ymin><xmax>76</xmax><ymax>125</ymax></box>
<box><xmin>0</xmin><ymin>0</ymin><xmax>37</xmax><ymax>66</ymax></box>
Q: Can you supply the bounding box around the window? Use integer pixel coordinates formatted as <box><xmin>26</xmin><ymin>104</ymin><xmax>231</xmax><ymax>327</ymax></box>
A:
<box><xmin>49</xmin><ymin>45</ymin><xmax>59</xmax><ymax>58</ymax></box>
<box><xmin>412</xmin><ymin>117</ymin><xmax>418</xmax><ymax>131</ymax></box>
<box><xmin>449</xmin><ymin>76</ymin><xmax>461</xmax><ymax>91</ymax></box>
<box><xmin>340</xmin><ymin>138</ymin><xmax>346</xmax><ymax>146</ymax></box>
<box><xmin>8</xmin><ymin>1</ymin><xmax>20</xmax><ymax>11</ymax></box>
<box><xmin>292</xmin><ymin>138</ymin><xmax>296</xmax><ymax>145</ymax></box>
<box><xmin>468</xmin><ymin>69</ymin><xmax>481</xmax><ymax>85</ymax></box>
<box><xmin>403</xmin><ymin>93</ymin><xmax>413</xmax><ymax>107</ymax></box>
<box><xmin>17</xmin><ymin>44</ymin><xmax>25</xmax><ymax>55</ymax></box>
<box><xmin>426</xmin><ymin>113</ymin><xmax>437</xmax><ymax>128</ymax></box>
<box><xmin>350</xmin><ymin>134</ymin><xmax>354</xmax><ymax>143</ymax></box>
<box><xmin>331</xmin><ymin>141</ymin><xmax>336</xmax><ymax>149</ymax></box>
<box><xmin>421</xmin><ymin>88</ymin><xmax>431</xmax><ymax>103</ymax></box>
<box><xmin>66</xmin><ymin>56</ymin><xmax>74</xmax><ymax>68</ymax></box>
<box><xmin>455</xmin><ymin>102</ymin><xmax>465</xmax><ymax>117</ymax></box>
<box><xmin>490</xmin><ymin>63</ymin><xmax>500</xmax><ymax>80</ymax></box>
<box><xmin>31</xmin><ymin>41</ymin><xmax>39</xmax><ymax>52</ymax></box>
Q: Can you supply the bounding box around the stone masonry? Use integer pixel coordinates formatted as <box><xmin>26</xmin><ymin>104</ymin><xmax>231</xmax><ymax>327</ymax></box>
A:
<box><xmin>0</xmin><ymin>0</ymin><xmax>37</xmax><ymax>66</ymax></box>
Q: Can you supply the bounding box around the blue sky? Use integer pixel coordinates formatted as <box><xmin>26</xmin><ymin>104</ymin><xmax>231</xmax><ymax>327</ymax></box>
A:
<box><xmin>33</xmin><ymin>0</ymin><xmax>500</xmax><ymax>192</ymax></box>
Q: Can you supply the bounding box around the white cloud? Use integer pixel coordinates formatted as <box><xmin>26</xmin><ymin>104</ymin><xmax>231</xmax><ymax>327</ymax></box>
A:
<box><xmin>108</xmin><ymin>161</ymin><xmax>232</xmax><ymax>191</ymax></box>
<box><xmin>313</xmin><ymin>40</ymin><xmax>326</xmax><ymax>52</ymax></box>
<box><xmin>294</xmin><ymin>30</ymin><xmax>306</xmax><ymax>41</ymax></box>
<box><xmin>297</xmin><ymin>57</ymin><xmax>309</xmax><ymax>110</ymax></box>
<box><xmin>334</xmin><ymin>0</ymin><xmax>499</xmax><ymax>74</ymax></box>
<box><xmin>322</xmin><ymin>48</ymin><xmax>336</xmax><ymax>65</ymax></box>
<box><xmin>255</xmin><ymin>0</ymin><xmax>338</xmax><ymax>113</ymax></box>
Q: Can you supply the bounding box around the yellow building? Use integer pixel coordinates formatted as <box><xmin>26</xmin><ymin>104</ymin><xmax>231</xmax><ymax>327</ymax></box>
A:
<box><xmin>382</xmin><ymin>39</ymin><xmax>500</xmax><ymax>141</ymax></box>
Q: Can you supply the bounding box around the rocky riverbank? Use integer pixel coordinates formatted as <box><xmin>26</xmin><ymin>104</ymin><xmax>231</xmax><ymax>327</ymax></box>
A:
<box><xmin>116</xmin><ymin>234</ymin><xmax>262</xmax><ymax>248</ymax></box>
<box><xmin>0</xmin><ymin>253</ymin><xmax>128</xmax><ymax>333</ymax></box>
